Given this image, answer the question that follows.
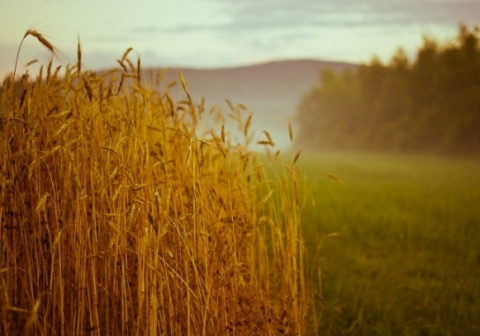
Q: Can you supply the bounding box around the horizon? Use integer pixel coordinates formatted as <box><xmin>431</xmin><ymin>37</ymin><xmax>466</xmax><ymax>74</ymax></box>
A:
<box><xmin>1</xmin><ymin>1</ymin><xmax>479</xmax><ymax>79</ymax></box>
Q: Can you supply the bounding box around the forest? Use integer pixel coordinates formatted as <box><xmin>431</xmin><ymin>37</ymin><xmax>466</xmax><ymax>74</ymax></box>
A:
<box><xmin>295</xmin><ymin>25</ymin><xmax>480</xmax><ymax>155</ymax></box>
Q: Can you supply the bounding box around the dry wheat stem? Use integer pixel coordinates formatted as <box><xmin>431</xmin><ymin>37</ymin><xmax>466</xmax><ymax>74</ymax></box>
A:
<box><xmin>77</xmin><ymin>34</ymin><xmax>82</xmax><ymax>76</ymax></box>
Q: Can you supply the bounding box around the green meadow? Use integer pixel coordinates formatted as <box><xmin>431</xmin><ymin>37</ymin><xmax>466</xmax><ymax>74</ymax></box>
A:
<box><xmin>299</xmin><ymin>151</ymin><xmax>480</xmax><ymax>335</ymax></box>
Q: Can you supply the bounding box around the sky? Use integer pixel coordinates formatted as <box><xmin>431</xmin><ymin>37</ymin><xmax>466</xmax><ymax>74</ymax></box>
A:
<box><xmin>1</xmin><ymin>0</ymin><xmax>479</xmax><ymax>79</ymax></box>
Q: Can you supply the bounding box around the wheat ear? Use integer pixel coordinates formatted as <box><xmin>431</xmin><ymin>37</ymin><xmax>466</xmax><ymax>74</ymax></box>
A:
<box><xmin>13</xmin><ymin>29</ymin><xmax>58</xmax><ymax>80</ymax></box>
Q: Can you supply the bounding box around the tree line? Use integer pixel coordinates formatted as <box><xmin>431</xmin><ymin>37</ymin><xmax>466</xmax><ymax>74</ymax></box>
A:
<box><xmin>296</xmin><ymin>25</ymin><xmax>480</xmax><ymax>155</ymax></box>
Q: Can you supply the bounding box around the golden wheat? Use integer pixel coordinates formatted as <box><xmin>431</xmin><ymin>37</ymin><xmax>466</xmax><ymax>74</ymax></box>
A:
<box><xmin>288</xmin><ymin>120</ymin><xmax>294</xmax><ymax>142</ymax></box>
<box><xmin>76</xmin><ymin>34</ymin><xmax>82</xmax><ymax>75</ymax></box>
<box><xmin>13</xmin><ymin>29</ymin><xmax>59</xmax><ymax>79</ymax></box>
<box><xmin>24</xmin><ymin>29</ymin><xmax>56</xmax><ymax>54</ymax></box>
<box><xmin>0</xmin><ymin>38</ymin><xmax>310</xmax><ymax>335</ymax></box>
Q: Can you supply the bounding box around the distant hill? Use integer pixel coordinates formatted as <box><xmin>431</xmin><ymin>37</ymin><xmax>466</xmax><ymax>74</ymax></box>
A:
<box><xmin>152</xmin><ymin>59</ymin><xmax>353</xmax><ymax>104</ymax></box>
<box><xmin>144</xmin><ymin>59</ymin><xmax>355</xmax><ymax>149</ymax></box>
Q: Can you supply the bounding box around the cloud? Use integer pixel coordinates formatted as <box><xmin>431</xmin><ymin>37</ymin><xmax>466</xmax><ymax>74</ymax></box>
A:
<box><xmin>372</xmin><ymin>0</ymin><xmax>480</xmax><ymax>24</ymax></box>
<box><xmin>213</xmin><ymin>0</ymin><xmax>480</xmax><ymax>30</ymax></box>
<box><xmin>193</xmin><ymin>0</ymin><xmax>480</xmax><ymax>61</ymax></box>
<box><xmin>129</xmin><ymin>0</ymin><xmax>480</xmax><ymax>58</ymax></box>
<box><xmin>132</xmin><ymin>23</ymin><xmax>225</xmax><ymax>35</ymax></box>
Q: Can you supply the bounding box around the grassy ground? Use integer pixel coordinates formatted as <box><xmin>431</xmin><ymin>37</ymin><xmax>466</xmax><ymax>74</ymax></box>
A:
<box><xmin>298</xmin><ymin>151</ymin><xmax>480</xmax><ymax>335</ymax></box>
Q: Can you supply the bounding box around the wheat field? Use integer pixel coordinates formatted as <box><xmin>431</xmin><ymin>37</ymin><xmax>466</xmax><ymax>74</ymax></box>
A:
<box><xmin>0</xmin><ymin>33</ymin><xmax>310</xmax><ymax>335</ymax></box>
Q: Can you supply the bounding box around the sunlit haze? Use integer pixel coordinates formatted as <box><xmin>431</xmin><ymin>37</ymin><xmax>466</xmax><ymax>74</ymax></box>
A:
<box><xmin>1</xmin><ymin>0</ymin><xmax>479</xmax><ymax>79</ymax></box>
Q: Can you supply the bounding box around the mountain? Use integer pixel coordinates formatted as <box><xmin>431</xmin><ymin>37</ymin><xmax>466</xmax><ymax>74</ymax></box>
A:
<box><xmin>144</xmin><ymin>59</ymin><xmax>355</xmax><ymax>149</ymax></box>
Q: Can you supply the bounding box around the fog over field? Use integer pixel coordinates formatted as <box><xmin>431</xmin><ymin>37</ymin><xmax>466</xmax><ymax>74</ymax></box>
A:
<box><xmin>145</xmin><ymin>60</ymin><xmax>354</xmax><ymax>150</ymax></box>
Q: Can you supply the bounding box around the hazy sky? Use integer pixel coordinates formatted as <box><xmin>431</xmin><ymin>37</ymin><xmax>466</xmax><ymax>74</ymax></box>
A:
<box><xmin>1</xmin><ymin>0</ymin><xmax>479</xmax><ymax>78</ymax></box>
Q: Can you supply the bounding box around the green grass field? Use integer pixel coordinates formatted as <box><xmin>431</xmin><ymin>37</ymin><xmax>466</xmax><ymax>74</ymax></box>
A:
<box><xmin>298</xmin><ymin>151</ymin><xmax>480</xmax><ymax>335</ymax></box>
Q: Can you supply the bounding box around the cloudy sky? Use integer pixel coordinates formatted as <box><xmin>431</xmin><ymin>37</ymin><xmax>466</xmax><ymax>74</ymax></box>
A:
<box><xmin>1</xmin><ymin>0</ymin><xmax>479</xmax><ymax>79</ymax></box>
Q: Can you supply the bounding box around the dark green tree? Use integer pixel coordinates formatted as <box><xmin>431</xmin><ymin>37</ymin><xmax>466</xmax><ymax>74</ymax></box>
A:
<box><xmin>296</xmin><ymin>24</ymin><xmax>480</xmax><ymax>155</ymax></box>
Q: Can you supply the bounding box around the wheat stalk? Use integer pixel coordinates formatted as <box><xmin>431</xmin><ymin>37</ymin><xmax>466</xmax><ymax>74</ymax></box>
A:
<box><xmin>76</xmin><ymin>34</ymin><xmax>82</xmax><ymax>76</ymax></box>
<box><xmin>13</xmin><ymin>29</ymin><xmax>59</xmax><ymax>80</ymax></box>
